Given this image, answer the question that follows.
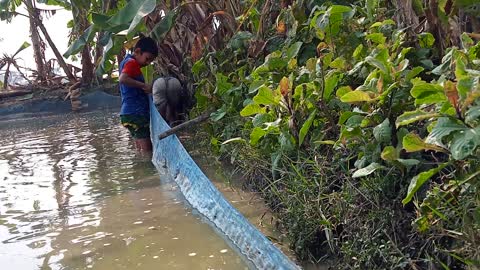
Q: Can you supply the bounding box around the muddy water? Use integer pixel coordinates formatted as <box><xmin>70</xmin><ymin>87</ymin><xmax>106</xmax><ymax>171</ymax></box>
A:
<box><xmin>0</xmin><ymin>112</ymin><xmax>247</xmax><ymax>270</ymax></box>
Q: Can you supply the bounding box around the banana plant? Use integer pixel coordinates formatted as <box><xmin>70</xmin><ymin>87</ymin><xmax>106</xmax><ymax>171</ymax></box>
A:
<box><xmin>0</xmin><ymin>41</ymin><xmax>31</xmax><ymax>89</ymax></box>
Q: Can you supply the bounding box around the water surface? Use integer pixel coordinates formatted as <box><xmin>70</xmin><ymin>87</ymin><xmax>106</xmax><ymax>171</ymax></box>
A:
<box><xmin>0</xmin><ymin>111</ymin><xmax>247</xmax><ymax>269</ymax></box>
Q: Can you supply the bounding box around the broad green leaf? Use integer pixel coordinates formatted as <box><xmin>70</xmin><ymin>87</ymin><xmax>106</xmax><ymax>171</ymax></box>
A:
<box><xmin>12</xmin><ymin>41</ymin><xmax>30</xmax><ymax>57</ymax></box>
<box><xmin>315</xmin><ymin>5</ymin><xmax>352</xmax><ymax>35</ymax></box>
<box><xmin>381</xmin><ymin>146</ymin><xmax>398</xmax><ymax>161</ymax></box>
<box><xmin>353</xmin><ymin>44</ymin><xmax>364</xmax><ymax>59</ymax></box>
<box><xmin>96</xmin><ymin>35</ymin><xmax>125</xmax><ymax>76</ymax></box>
<box><xmin>228</xmin><ymin>31</ymin><xmax>253</xmax><ymax>50</ymax></box>
<box><xmin>418</xmin><ymin>32</ymin><xmax>435</xmax><ymax>48</ymax></box>
<box><xmin>432</xmin><ymin>49</ymin><xmax>454</xmax><ymax>75</ymax></box>
<box><xmin>426</xmin><ymin>117</ymin><xmax>467</xmax><ymax>145</ymax></box>
<box><xmin>252</xmin><ymin>113</ymin><xmax>274</xmax><ymax>127</ymax></box>
<box><xmin>127</xmin><ymin>0</ymin><xmax>156</xmax><ymax>38</ymax></box>
<box><xmin>64</xmin><ymin>25</ymin><xmax>96</xmax><ymax>57</ymax></box>
<box><xmin>396</xmin><ymin>110</ymin><xmax>441</xmax><ymax>127</ymax></box>
<box><xmin>366</xmin><ymin>33</ymin><xmax>386</xmax><ymax>44</ymax></box>
<box><xmin>323</xmin><ymin>72</ymin><xmax>340</xmax><ymax>100</ymax></box>
<box><xmin>402</xmin><ymin>164</ymin><xmax>447</xmax><ymax>205</ymax></box>
<box><xmin>279</xmin><ymin>131</ymin><xmax>295</xmax><ymax>152</ymax></box>
<box><xmin>370</xmin><ymin>19</ymin><xmax>395</xmax><ymax>28</ymax></box>
<box><xmin>352</xmin><ymin>162</ymin><xmax>384</xmax><ymax>178</ymax></box>
<box><xmin>265</xmin><ymin>56</ymin><xmax>288</xmax><ymax>71</ymax></box>
<box><xmin>373</xmin><ymin>119</ymin><xmax>391</xmax><ymax>143</ymax></box>
<box><xmin>92</xmin><ymin>12</ymin><xmax>111</xmax><ymax>29</ymax></box>
<box><xmin>345</xmin><ymin>115</ymin><xmax>364</xmax><ymax>128</ymax></box>
<box><xmin>299</xmin><ymin>109</ymin><xmax>317</xmax><ymax>146</ymax></box>
<box><xmin>330</xmin><ymin>57</ymin><xmax>346</xmax><ymax>69</ymax></box>
<box><xmin>253</xmin><ymin>86</ymin><xmax>277</xmax><ymax>105</ymax></box>
<box><xmin>365</xmin><ymin>56</ymin><xmax>388</xmax><ymax>74</ymax></box>
<box><xmin>210</xmin><ymin>106</ymin><xmax>227</xmax><ymax>122</ymax></box>
<box><xmin>191</xmin><ymin>60</ymin><xmax>206</xmax><ymax>76</ymax></box>
<box><xmin>286</xmin><ymin>41</ymin><xmax>303</xmax><ymax>59</ymax></box>
<box><xmin>108</xmin><ymin>0</ymin><xmax>150</xmax><ymax>26</ymax></box>
<box><xmin>457</xmin><ymin>77</ymin><xmax>475</xmax><ymax>98</ymax></box>
<box><xmin>340</xmin><ymin>90</ymin><xmax>373</xmax><ymax>103</ymax></box>
<box><xmin>450</xmin><ymin>127</ymin><xmax>480</xmax><ymax>160</ymax></box>
<box><xmin>240</xmin><ymin>103</ymin><xmax>266</xmax><ymax>117</ymax></box>
<box><xmin>249</xmin><ymin>80</ymin><xmax>266</xmax><ymax>94</ymax></box>
<box><xmin>329</xmin><ymin>5</ymin><xmax>353</xmax><ymax>14</ymax></box>
<box><xmin>465</xmin><ymin>106</ymin><xmax>480</xmax><ymax>125</ymax></box>
<box><xmin>405</xmin><ymin>66</ymin><xmax>425</xmax><ymax>82</ymax></box>
<box><xmin>250</xmin><ymin>127</ymin><xmax>267</xmax><ymax>146</ymax></box>
<box><xmin>410</xmin><ymin>80</ymin><xmax>446</xmax><ymax>105</ymax></box>
<box><xmin>336</xmin><ymin>86</ymin><xmax>352</xmax><ymax>98</ymax></box>
<box><xmin>150</xmin><ymin>9</ymin><xmax>177</xmax><ymax>41</ymax></box>
<box><xmin>338</xmin><ymin>111</ymin><xmax>356</xmax><ymax>125</ymax></box>
<box><xmin>403</xmin><ymin>133</ymin><xmax>446</xmax><ymax>153</ymax></box>
<box><xmin>214</xmin><ymin>73</ymin><xmax>233</xmax><ymax>96</ymax></box>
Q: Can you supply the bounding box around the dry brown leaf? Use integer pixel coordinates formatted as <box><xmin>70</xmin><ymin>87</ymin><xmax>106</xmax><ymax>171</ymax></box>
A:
<box><xmin>444</xmin><ymin>80</ymin><xmax>459</xmax><ymax>111</ymax></box>
<box><xmin>191</xmin><ymin>35</ymin><xmax>204</xmax><ymax>62</ymax></box>
<box><xmin>277</xmin><ymin>21</ymin><xmax>286</xmax><ymax>35</ymax></box>
<box><xmin>280</xmin><ymin>77</ymin><xmax>290</xmax><ymax>97</ymax></box>
<box><xmin>377</xmin><ymin>76</ymin><xmax>384</xmax><ymax>94</ymax></box>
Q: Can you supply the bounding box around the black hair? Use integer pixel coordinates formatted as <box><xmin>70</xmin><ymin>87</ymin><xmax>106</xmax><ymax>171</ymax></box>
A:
<box><xmin>134</xmin><ymin>36</ymin><xmax>158</xmax><ymax>57</ymax></box>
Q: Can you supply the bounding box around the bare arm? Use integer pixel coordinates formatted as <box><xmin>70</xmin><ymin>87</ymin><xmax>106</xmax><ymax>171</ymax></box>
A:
<box><xmin>119</xmin><ymin>73</ymin><xmax>152</xmax><ymax>93</ymax></box>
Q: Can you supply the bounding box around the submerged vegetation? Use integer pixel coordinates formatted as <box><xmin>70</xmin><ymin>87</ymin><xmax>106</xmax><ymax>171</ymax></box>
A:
<box><xmin>2</xmin><ymin>0</ymin><xmax>480</xmax><ymax>268</ymax></box>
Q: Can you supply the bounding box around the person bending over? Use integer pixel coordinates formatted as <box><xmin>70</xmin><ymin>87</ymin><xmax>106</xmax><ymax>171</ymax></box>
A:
<box><xmin>152</xmin><ymin>76</ymin><xmax>189</xmax><ymax>126</ymax></box>
<box><xmin>119</xmin><ymin>36</ymin><xmax>158</xmax><ymax>152</ymax></box>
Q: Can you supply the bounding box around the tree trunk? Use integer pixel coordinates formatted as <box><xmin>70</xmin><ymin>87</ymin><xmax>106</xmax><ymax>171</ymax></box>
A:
<box><xmin>392</xmin><ymin>0</ymin><xmax>420</xmax><ymax>38</ymax></box>
<box><xmin>35</xmin><ymin>18</ymin><xmax>76</xmax><ymax>81</ymax></box>
<box><xmin>80</xmin><ymin>46</ymin><xmax>94</xmax><ymax>85</ymax></box>
<box><xmin>3</xmin><ymin>62</ymin><xmax>11</xmax><ymax>89</ymax></box>
<box><xmin>94</xmin><ymin>32</ymin><xmax>105</xmax><ymax>66</ymax></box>
<box><xmin>73</xmin><ymin>3</ymin><xmax>94</xmax><ymax>86</ymax></box>
<box><xmin>24</xmin><ymin>0</ymin><xmax>47</xmax><ymax>82</ymax></box>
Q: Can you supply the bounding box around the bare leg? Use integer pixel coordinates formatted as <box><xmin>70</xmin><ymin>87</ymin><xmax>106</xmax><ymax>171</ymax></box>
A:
<box><xmin>135</xmin><ymin>138</ymin><xmax>152</xmax><ymax>153</ymax></box>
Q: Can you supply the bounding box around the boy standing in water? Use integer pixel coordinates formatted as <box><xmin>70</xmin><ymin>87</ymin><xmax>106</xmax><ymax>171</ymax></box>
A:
<box><xmin>119</xmin><ymin>37</ymin><xmax>158</xmax><ymax>152</ymax></box>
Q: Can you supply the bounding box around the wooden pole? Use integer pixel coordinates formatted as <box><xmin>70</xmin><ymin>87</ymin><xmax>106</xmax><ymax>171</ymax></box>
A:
<box><xmin>158</xmin><ymin>110</ymin><xmax>212</xmax><ymax>140</ymax></box>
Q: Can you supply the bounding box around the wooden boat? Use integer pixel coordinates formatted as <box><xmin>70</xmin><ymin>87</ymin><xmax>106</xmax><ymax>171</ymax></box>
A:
<box><xmin>149</xmin><ymin>100</ymin><xmax>299</xmax><ymax>270</ymax></box>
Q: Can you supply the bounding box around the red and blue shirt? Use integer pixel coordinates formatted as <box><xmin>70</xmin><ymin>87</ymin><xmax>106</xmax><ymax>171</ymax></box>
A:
<box><xmin>119</xmin><ymin>54</ymin><xmax>150</xmax><ymax>116</ymax></box>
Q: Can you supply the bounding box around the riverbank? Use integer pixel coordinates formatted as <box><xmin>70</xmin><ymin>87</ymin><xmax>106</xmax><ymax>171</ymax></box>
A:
<box><xmin>0</xmin><ymin>85</ymin><xmax>119</xmax><ymax>120</ymax></box>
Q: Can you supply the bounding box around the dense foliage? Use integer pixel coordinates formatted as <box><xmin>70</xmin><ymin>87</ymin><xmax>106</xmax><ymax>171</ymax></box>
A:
<box><xmin>190</xmin><ymin>1</ymin><xmax>480</xmax><ymax>269</ymax></box>
<box><xmin>3</xmin><ymin>0</ymin><xmax>480</xmax><ymax>268</ymax></box>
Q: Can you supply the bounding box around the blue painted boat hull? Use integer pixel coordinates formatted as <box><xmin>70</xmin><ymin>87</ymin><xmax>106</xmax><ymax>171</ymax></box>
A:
<box><xmin>149</xmin><ymin>101</ymin><xmax>299</xmax><ymax>270</ymax></box>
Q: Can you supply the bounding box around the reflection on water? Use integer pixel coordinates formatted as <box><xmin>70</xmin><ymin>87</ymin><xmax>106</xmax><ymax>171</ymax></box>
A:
<box><xmin>0</xmin><ymin>112</ymin><xmax>247</xmax><ymax>270</ymax></box>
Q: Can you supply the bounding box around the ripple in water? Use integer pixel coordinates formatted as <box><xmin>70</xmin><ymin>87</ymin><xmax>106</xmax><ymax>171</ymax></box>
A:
<box><xmin>0</xmin><ymin>112</ymin><xmax>247</xmax><ymax>270</ymax></box>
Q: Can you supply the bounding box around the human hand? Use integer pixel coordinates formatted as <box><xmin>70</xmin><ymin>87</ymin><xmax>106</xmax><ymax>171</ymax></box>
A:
<box><xmin>142</xmin><ymin>84</ymin><xmax>152</xmax><ymax>93</ymax></box>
